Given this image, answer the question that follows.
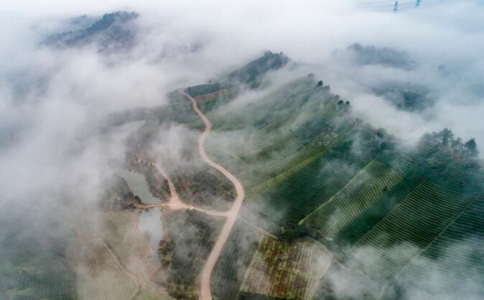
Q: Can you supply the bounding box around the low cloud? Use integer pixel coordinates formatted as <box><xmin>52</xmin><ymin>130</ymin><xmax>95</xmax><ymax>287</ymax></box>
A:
<box><xmin>1</xmin><ymin>1</ymin><xmax>484</xmax><ymax>299</ymax></box>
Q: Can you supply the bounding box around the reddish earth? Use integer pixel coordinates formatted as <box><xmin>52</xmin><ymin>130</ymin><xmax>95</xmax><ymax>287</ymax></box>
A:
<box><xmin>193</xmin><ymin>89</ymin><xmax>227</xmax><ymax>102</ymax></box>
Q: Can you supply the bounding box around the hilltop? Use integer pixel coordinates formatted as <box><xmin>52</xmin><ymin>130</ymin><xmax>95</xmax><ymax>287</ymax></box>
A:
<box><xmin>43</xmin><ymin>11</ymin><xmax>139</xmax><ymax>52</ymax></box>
<box><xmin>2</xmin><ymin>51</ymin><xmax>484</xmax><ymax>300</ymax></box>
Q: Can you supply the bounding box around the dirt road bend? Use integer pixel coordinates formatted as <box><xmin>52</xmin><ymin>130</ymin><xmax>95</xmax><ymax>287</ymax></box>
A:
<box><xmin>133</xmin><ymin>159</ymin><xmax>227</xmax><ymax>217</ymax></box>
<box><xmin>179</xmin><ymin>90</ymin><xmax>246</xmax><ymax>300</ymax></box>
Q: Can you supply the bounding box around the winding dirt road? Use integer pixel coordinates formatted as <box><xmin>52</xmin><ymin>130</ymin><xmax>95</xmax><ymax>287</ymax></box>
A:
<box><xmin>180</xmin><ymin>89</ymin><xmax>246</xmax><ymax>300</ymax></box>
<box><xmin>131</xmin><ymin>90</ymin><xmax>245</xmax><ymax>300</ymax></box>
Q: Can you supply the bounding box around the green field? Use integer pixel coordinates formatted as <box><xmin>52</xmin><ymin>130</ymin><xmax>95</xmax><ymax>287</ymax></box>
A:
<box><xmin>301</xmin><ymin>159</ymin><xmax>403</xmax><ymax>239</ymax></box>
<box><xmin>71</xmin><ymin>236</ymin><xmax>139</xmax><ymax>300</ymax></box>
<box><xmin>0</xmin><ymin>225</ymin><xmax>76</xmax><ymax>300</ymax></box>
<box><xmin>348</xmin><ymin>181</ymin><xmax>474</xmax><ymax>279</ymax></box>
<box><xmin>240</xmin><ymin>237</ymin><xmax>332</xmax><ymax>300</ymax></box>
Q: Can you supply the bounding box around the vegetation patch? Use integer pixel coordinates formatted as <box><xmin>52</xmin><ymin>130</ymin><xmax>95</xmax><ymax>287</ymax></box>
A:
<box><xmin>301</xmin><ymin>159</ymin><xmax>403</xmax><ymax>240</ymax></box>
<box><xmin>157</xmin><ymin>210</ymin><xmax>224</xmax><ymax>299</ymax></box>
<box><xmin>240</xmin><ymin>237</ymin><xmax>332</xmax><ymax>300</ymax></box>
<box><xmin>69</xmin><ymin>236</ymin><xmax>139</xmax><ymax>300</ymax></box>
<box><xmin>348</xmin><ymin>181</ymin><xmax>474</xmax><ymax>279</ymax></box>
<box><xmin>211</xmin><ymin>219</ymin><xmax>262</xmax><ymax>300</ymax></box>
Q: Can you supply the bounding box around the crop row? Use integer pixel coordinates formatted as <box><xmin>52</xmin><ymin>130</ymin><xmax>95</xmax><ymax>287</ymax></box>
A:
<box><xmin>397</xmin><ymin>197</ymin><xmax>484</xmax><ymax>287</ymax></box>
<box><xmin>206</xmin><ymin>79</ymin><xmax>311</xmax><ymax>142</ymax></box>
<box><xmin>425</xmin><ymin>161</ymin><xmax>484</xmax><ymax>196</ymax></box>
<box><xmin>246</xmin><ymin>126</ymin><xmax>356</xmax><ymax>199</ymax></box>
<box><xmin>246</xmin><ymin>158</ymin><xmax>336</xmax><ymax>225</ymax></box>
<box><xmin>335</xmin><ymin>148</ymin><xmax>472</xmax><ymax>245</ymax></box>
<box><xmin>241</xmin><ymin>237</ymin><xmax>331</xmax><ymax>300</ymax></box>
<box><xmin>74</xmin><ymin>236</ymin><xmax>138</xmax><ymax>300</ymax></box>
<box><xmin>376</xmin><ymin>151</ymin><xmax>420</xmax><ymax>177</ymax></box>
<box><xmin>206</xmin><ymin>108</ymin><xmax>299</xmax><ymax>158</ymax></box>
<box><xmin>237</xmin><ymin>144</ymin><xmax>321</xmax><ymax>191</ymax></box>
<box><xmin>206</xmin><ymin>81</ymin><xmax>340</xmax><ymax>166</ymax></box>
<box><xmin>301</xmin><ymin>159</ymin><xmax>403</xmax><ymax>239</ymax></box>
<box><xmin>102</xmin><ymin>211</ymin><xmax>150</xmax><ymax>269</ymax></box>
<box><xmin>0</xmin><ymin>234</ymin><xmax>77</xmax><ymax>299</ymax></box>
<box><xmin>207</xmin><ymin>78</ymin><xmax>317</xmax><ymax>133</ymax></box>
<box><xmin>13</xmin><ymin>262</ymin><xmax>74</xmax><ymax>299</ymax></box>
<box><xmin>248</xmin><ymin>129</ymin><xmax>394</xmax><ymax>227</ymax></box>
<box><xmin>349</xmin><ymin>181</ymin><xmax>472</xmax><ymax>278</ymax></box>
<box><xmin>335</xmin><ymin>170</ymin><xmax>425</xmax><ymax>246</ymax></box>
<box><xmin>221</xmin><ymin>134</ymin><xmax>305</xmax><ymax>180</ymax></box>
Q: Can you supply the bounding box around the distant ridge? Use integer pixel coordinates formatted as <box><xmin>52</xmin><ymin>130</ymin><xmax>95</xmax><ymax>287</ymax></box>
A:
<box><xmin>43</xmin><ymin>11</ymin><xmax>139</xmax><ymax>52</ymax></box>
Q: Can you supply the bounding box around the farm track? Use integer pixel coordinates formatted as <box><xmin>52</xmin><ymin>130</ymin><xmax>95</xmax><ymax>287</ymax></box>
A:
<box><xmin>132</xmin><ymin>90</ymin><xmax>245</xmax><ymax>300</ymax></box>
<box><xmin>180</xmin><ymin>89</ymin><xmax>246</xmax><ymax>300</ymax></box>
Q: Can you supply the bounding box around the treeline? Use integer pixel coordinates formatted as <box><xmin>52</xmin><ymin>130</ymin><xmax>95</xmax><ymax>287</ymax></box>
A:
<box><xmin>224</xmin><ymin>51</ymin><xmax>290</xmax><ymax>88</ymax></box>
<box><xmin>420</xmin><ymin>128</ymin><xmax>479</xmax><ymax>161</ymax></box>
<box><xmin>43</xmin><ymin>11</ymin><xmax>138</xmax><ymax>49</ymax></box>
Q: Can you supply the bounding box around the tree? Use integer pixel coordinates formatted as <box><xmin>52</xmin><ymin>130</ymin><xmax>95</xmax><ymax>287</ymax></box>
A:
<box><xmin>451</xmin><ymin>137</ymin><xmax>463</xmax><ymax>151</ymax></box>
<box><xmin>441</xmin><ymin>128</ymin><xmax>453</xmax><ymax>147</ymax></box>
<box><xmin>376</xmin><ymin>128</ymin><xmax>387</xmax><ymax>139</ymax></box>
<box><xmin>464</xmin><ymin>138</ymin><xmax>479</xmax><ymax>159</ymax></box>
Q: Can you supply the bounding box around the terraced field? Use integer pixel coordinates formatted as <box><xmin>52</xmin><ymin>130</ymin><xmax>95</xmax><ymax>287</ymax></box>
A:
<box><xmin>0</xmin><ymin>235</ymin><xmax>76</xmax><ymax>300</ymax></box>
<box><xmin>395</xmin><ymin>197</ymin><xmax>484</xmax><ymax>289</ymax></box>
<box><xmin>331</xmin><ymin>150</ymin><xmax>440</xmax><ymax>245</ymax></box>
<box><xmin>244</xmin><ymin>157</ymin><xmax>336</xmax><ymax>224</ymax></box>
<box><xmin>301</xmin><ymin>159</ymin><xmax>403</xmax><ymax>239</ymax></box>
<box><xmin>205</xmin><ymin>111</ymin><xmax>297</xmax><ymax>165</ymax></box>
<box><xmin>219</xmin><ymin>133</ymin><xmax>305</xmax><ymax>178</ymax></box>
<box><xmin>240</xmin><ymin>237</ymin><xmax>332</xmax><ymax>300</ymax></box>
<box><xmin>348</xmin><ymin>181</ymin><xmax>474</xmax><ymax>279</ymax></box>
<box><xmin>70</xmin><ymin>235</ymin><xmax>139</xmax><ymax>300</ymax></box>
<box><xmin>204</xmin><ymin>77</ymin><xmax>341</xmax><ymax>160</ymax></box>
<box><xmin>65</xmin><ymin>209</ymin><xmax>179</xmax><ymax>300</ymax></box>
<box><xmin>102</xmin><ymin>211</ymin><xmax>152</xmax><ymax>274</ymax></box>
<box><xmin>246</xmin><ymin>127</ymin><xmax>356</xmax><ymax>198</ymax></box>
<box><xmin>6</xmin><ymin>260</ymin><xmax>75</xmax><ymax>300</ymax></box>
<box><xmin>204</xmin><ymin>78</ymin><xmax>320</xmax><ymax>133</ymax></box>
